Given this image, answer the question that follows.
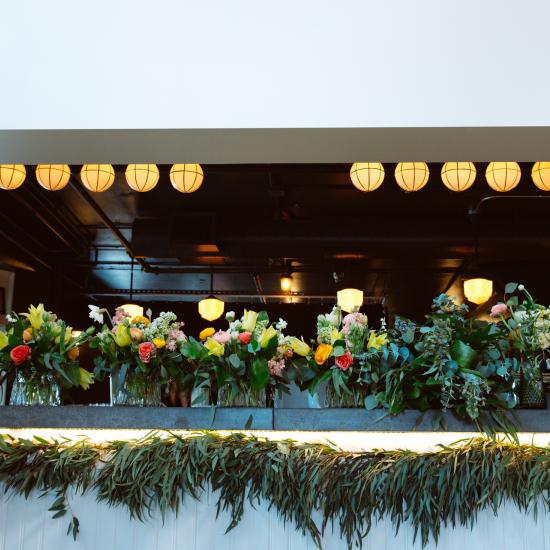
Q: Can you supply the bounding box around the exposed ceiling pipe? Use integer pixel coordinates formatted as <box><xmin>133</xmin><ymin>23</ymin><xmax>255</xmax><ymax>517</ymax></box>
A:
<box><xmin>252</xmin><ymin>273</ymin><xmax>267</xmax><ymax>304</ymax></box>
<box><xmin>69</xmin><ymin>177</ymin><xmax>158</xmax><ymax>274</ymax></box>
<box><xmin>469</xmin><ymin>195</ymin><xmax>550</xmax><ymax>217</ymax></box>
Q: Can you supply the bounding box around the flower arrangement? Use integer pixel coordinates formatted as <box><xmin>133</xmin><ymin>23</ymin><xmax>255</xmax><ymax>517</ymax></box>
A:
<box><xmin>89</xmin><ymin>306</ymin><xmax>187</xmax><ymax>405</ymax></box>
<box><xmin>198</xmin><ymin>309</ymin><xmax>294</xmax><ymax>406</ymax></box>
<box><xmin>0</xmin><ymin>304</ymin><xmax>94</xmax><ymax>405</ymax></box>
<box><xmin>294</xmin><ymin>306</ymin><xmax>395</xmax><ymax>407</ymax></box>
<box><xmin>490</xmin><ymin>282</ymin><xmax>550</xmax><ymax>406</ymax></box>
<box><xmin>383</xmin><ymin>293</ymin><xmax>519</xmax><ymax>429</ymax></box>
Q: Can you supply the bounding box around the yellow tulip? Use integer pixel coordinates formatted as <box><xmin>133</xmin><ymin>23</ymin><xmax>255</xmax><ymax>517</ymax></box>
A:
<box><xmin>366</xmin><ymin>331</ymin><xmax>388</xmax><ymax>351</ymax></box>
<box><xmin>152</xmin><ymin>337</ymin><xmax>166</xmax><ymax>349</ymax></box>
<box><xmin>199</xmin><ymin>327</ymin><xmax>215</xmax><ymax>340</ymax></box>
<box><xmin>204</xmin><ymin>337</ymin><xmax>225</xmax><ymax>357</ymax></box>
<box><xmin>113</xmin><ymin>324</ymin><xmax>132</xmax><ymax>347</ymax></box>
<box><xmin>314</xmin><ymin>343</ymin><xmax>333</xmax><ymax>365</ymax></box>
<box><xmin>26</xmin><ymin>303</ymin><xmax>45</xmax><ymax>330</ymax></box>
<box><xmin>291</xmin><ymin>337</ymin><xmax>311</xmax><ymax>357</ymax></box>
<box><xmin>259</xmin><ymin>325</ymin><xmax>278</xmax><ymax>348</ymax></box>
<box><xmin>79</xmin><ymin>368</ymin><xmax>94</xmax><ymax>390</ymax></box>
<box><xmin>241</xmin><ymin>310</ymin><xmax>258</xmax><ymax>332</ymax></box>
<box><xmin>0</xmin><ymin>331</ymin><xmax>8</xmax><ymax>350</ymax></box>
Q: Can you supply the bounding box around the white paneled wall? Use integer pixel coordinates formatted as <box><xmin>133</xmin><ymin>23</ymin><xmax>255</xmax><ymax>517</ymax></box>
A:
<box><xmin>0</xmin><ymin>490</ymin><xmax>547</xmax><ymax>550</ymax></box>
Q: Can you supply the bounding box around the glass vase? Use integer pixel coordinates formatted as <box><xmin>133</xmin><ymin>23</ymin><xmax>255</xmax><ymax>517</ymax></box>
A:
<box><xmin>325</xmin><ymin>383</ymin><xmax>364</xmax><ymax>408</ymax></box>
<box><xmin>216</xmin><ymin>386</ymin><xmax>267</xmax><ymax>407</ymax></box>
<box><xmin>9</xmin><ymin>371</ymin><xmax>60</xmax><ymax>406</ymax></box>
<box><xmin>110</xmin><ymin>370</ymin><xmax>162</xmax><ymax>406</ymax></box>
<box><xmin>190</xmin><ymin>387</ymin><xmax>210</xmax><ymax>407</ymax></box>
<box><xmin>519</xmin><ymin>359</ymin><xmax>545</xmax><ymax>409</ymax></box>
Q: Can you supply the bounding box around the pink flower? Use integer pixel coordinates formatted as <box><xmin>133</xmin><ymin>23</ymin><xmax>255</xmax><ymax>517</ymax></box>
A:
<box><xmin>342</xmin><ymin>312</ymin><xmax>368</xmax><ymax>335</ymax></box>
<box><xmin>335</xmin><ymin>351</ymin><xmax>353</xmax><ymax>371</ymax></box>
<box><xmin>268</xmin><ymin>358</ymin><xmax>285</xmax><ymax>377</ymax></box>
<box><xmin>490</xmin><ymin>303</ymin><xmax>508</xmax><ymax>318</ymax></box>
<box><xmin>238</xmin><ymin>331</ymin><xmax>252</xmax><ymax>345</ymax></box>
<box><xmin>138</xmin><ymin>342</ymin><xmax>156</xmax><ymax>363</ymax></box>
<box><xmin>213</xmin><ymin>330</ymin><xmax>231</xmax><ymax>344</ymax></box>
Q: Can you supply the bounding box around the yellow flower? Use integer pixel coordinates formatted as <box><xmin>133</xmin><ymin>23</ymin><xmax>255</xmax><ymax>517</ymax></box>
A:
<box><xmin>366</xmin><ymin>331</ymin><xmax>388</xmax><ymax>351</ymax></box>
<box><xmin>79</xmin><ymin>368</ymin><xmax>94</xmax><ymax>390</ymax></box>
<box><xmin>199</xmin><ymin>327</ymin><xmax>215</xmax><ymax>341</ymax></box>
<box><xmin>113</xmin><ymin>324</ymin><xmax>132</xmax><ymax>347</ymax></box>
<box><xmin>314</xmin><ymin>343</ymin><xmax>333</xmax><ymax>365</ymax></box>
<box><xmin>22</xmin><ymin>328</ymin><xmax>33</xmax><ymax>343</ymax></box>
<box><xmin>204</xmin><ymin>337</ymin><xmax>225</xmax><ymax>357</ymax></box>
<box><xmin>67</xmin><ymin>347</ymin><xmax>79</xmax><ymax>360</ymax></box>
<box><xmin>26</xmin><ymin>303</ymin><xmax>45</xmax><ymax>330</ymax></box>
<box><xmin>0</xmin><ymin>331</ymin><xmax>8</xmax><ymax>350</ymax></box>
<box><xmin>291</xmin><ymin>337</ymin><xmax>311</xmax><ymax>357</ymax></box>
<box><xmin>54</xmin><ymin>325</ymin><xmax>73</xmax><ymax>345</ymax></box>
<box><xmin>259</xmin><ymin>325</ymin><xmax>278</xmax><ymax>348</ymax></box>
<box><xmin>330</xmin><ymin>328</ymin><xmax>342</xmax><ymax>344</ymax></box>
<box><xmin>132</xmin><ymin>315</ymin><xmax>150</xmax><ymax>326</ymax></box>
<box><xmin>152</xmin><ymin>337</ymin><xmax>166</xmax><ymax>349</ymax></box>
<box><xmin>241</xmin><ymin>310</ymin><xmax>258</xmax><ymax>332</ymax></box>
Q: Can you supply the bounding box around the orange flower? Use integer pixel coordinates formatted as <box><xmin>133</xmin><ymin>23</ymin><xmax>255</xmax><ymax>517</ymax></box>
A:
<box><xmin>67</xmin><ymin>347</ymin><xmax>79</xmax><ymax>360</ymax></box>
<box><xmin>314</xmin><ymin>343</ymin><xmax>333</xmax><ymax>365</ymax></box>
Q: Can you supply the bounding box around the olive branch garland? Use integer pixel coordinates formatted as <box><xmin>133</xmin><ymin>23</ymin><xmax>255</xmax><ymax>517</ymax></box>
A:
<box><xmin>0</xmin><ymin>432</ymin><xmax>549</xmax><ymax>548</ymax></box>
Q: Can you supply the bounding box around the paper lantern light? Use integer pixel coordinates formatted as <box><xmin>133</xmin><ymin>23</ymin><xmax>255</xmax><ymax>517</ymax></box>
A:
<box><xmin>119</xmin><ymin>304</ymin><xmax>144</xmax><ymax>318</ymax></box>
<box><xmin>485</xmin><ymin>162</ymin><xmax>521</xmax><ymax>192</ymax></box>
<box><xmin>0</xmin><ymin>165</ymin><xmax>26</xmax><ymax>190</ymax></box>
<box><xmin>125</xmin><ymin>164</ymin><xmax>159</xmax><ymax>192</ymax></box>
<box><xmin>531</xmin><ymin>162</ymin><xmax>550</xmax><ymax>191</ymax></box>
<box><xmin>441</xmin><ymin>162</ymin><xmax>476</xmax><ymax>192</ymax></box>
<box><xmin>349</xmin><ymin>163</ymin><xmax>385</xmax><ymax>192</ymax></box>
<box><xmin>337</xmin><ymin>288</ymin><xmax>364</xmax><ymax>313</ymax></box>
<box><xmin>198</xmin><ymin>297</ymin><xmax>225</xmax><ymax>321</ymax></box>
<box><xmin>395</xmin><ymin>162</ymin><xmax>429</xmax><ymax>192</ymax></box>
<box><xmin>80</xmin><ymin>164</ymin><xmax>115</xmax><ymax>192</ymax></box>
<box><xmin>35</xmin><ymin>164</ymin><xmax>71</xmax><ymax>191</ymax></box>
<box><xmin>169</xmin><ymin>164</ymin><xmax>204</xmax><ymax>193</ymax></box>
<box><xmin>463</xmin><ymin>278</ymin><xmax>493</xmax><ymax>305</ymax></box>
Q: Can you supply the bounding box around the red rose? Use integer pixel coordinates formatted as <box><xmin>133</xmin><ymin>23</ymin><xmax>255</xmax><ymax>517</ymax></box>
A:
<box><xmin>238</xmin><ymin>331</ymin><xmax>252</xmax><ymax>345</ymax></box>
<box><xmin>335</xmin><ymin>351</ymin><xmax>353</xmax><ymax>371</ymax></box>
<box><xmin>138</xmin><ymin>342</ymin><xmax>156</xmax><ymax>364</ymax></box>
<box><xmin>10</xmin><ymin>345</ymin><xmax>31</xmax><ymax>366</ymax></box>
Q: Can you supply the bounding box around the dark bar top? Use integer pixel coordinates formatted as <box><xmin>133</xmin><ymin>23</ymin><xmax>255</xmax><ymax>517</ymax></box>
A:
<box><xmin>1</xmin><ymin>406</ymin><xmax>549</xmax><ymax>432</ymax></box>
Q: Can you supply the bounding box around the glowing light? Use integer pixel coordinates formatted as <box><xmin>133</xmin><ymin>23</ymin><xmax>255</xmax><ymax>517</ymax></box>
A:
<box><xmin>463</xmin><ymin>278</ymin><xmax>493</xmax><ymax>304</ymax></box>
<box><xmin>337</xmin><ymin>288</ymin><xmax>363</xmax><ymax>313</ymax></box>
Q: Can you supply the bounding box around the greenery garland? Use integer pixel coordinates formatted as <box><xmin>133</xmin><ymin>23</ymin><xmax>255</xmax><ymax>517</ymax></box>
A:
<box><xmin>0</xmin><ymin>432</ymin><xmax>549</xmax><ymax>547</ymax></box>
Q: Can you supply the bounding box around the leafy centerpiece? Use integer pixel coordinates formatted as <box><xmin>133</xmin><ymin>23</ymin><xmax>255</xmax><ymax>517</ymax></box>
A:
<box><xmin>89</xmin><ymin>306</ymin><xmax>188</xmax><ymax>406</ymax></box>
<box><xmin>199</xmin><ymin>310</ymin><xmax>294</xmax><ymax>407</ymax></box>
<box><xmin>0</xmin><ymin>304</ymin><xmax>94</xmax><ymax>405</ymax></box>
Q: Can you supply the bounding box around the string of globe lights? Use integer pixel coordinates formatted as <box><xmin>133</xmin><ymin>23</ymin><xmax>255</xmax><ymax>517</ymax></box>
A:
<box><xmin>350</xmin><ymin>161</ymin><xmax>550</xmax><ymax>193</ymax></box>
<box><xmin>0</xmin><ymin>164</ymin><xmax>205</xmax><ymax>193</ymax></box>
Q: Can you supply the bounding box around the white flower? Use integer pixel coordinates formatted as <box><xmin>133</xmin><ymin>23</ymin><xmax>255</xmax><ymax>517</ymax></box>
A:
<box><xmin>88</xmin><ymin>305</ymin><xmax>105</xmax><ymax>324</ymax></box>
<box><xmin>380</xmin><ymin>317</ymin><xmax>387</xmax><ymax>331</ymax></box>
<box><xmin>229</xmin><ymin>320</ymin><xmax>242</xmax><ymax>332</ymax></box>
<box><xmin>518</xmin><ymin>284</ymin><xmax>525</xmax><ymax>291</ymax></box>
<box><xmin>146</xmin><ymin>308</ymin><xmax>152</xmax><ymax>319</ymax></box>
<box><xmin>226</xmin><ymin>311</ymin><xmax>236</xmax><ymax>321</ymax></box>
<box><xmin>5</xmin><ymin>314</ymin><xmax>15</xmax><ymax>323</ymax></box>
<box><xmin>275</xmin><ymin>318</ymin><xmax>288</xmax><ymax>331</ymax></box>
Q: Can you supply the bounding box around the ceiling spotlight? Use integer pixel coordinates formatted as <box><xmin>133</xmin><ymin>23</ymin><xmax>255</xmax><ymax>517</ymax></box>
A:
<box><xmin>280</xmin><ymin>273</ymin><xmax>293</xmax><ymax>292</ymax></box>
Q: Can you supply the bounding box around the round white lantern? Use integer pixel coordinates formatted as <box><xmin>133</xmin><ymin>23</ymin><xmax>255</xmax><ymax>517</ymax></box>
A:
<box><xmin>36</xmin><ymin>164</ymin><xmax>71</xmax><ymax>191</ymax></box>
<box><xmin>0</xmin><ymin>165</ymin><xmax>26</xmax><ymax>190</ymax></box>
<box><xmin>349</xmin><ymin>163</ymin><xmax>385</xmax><ymax>192</ymax></box>
<box><xmin>125</xmin><ymin>164</ymin><xmax>159</xmax><ymax>192</ymax></box>
<box><xmin>170</xmin><ymin>164</ymin><xmax>204</xmax><ymax>193</ymax></box>
<box><xmin>80</xmin><ymin>164</ymin><xmax>115</xmax><ymax>192</ymax></box>
<box><xmin>441</xmin><ymin>162</ymin><xmax>476</xmax><ymax>192</ymax></box>
<box><xmin>395</xmin><ymin>162</ymin><xmax>429</xmax><ymax>192</ymax></box>
<box><xmin>485</xmin><ymin>162</ymin><xmax>521</xmax><ymax>192</ymax></box>
<box><xmin>531</xmin><ymin>162</ymin><xmax>550</xmax><ymax>191</ymax></box>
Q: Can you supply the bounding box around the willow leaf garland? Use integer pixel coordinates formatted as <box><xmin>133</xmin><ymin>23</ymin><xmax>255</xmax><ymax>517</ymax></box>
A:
<box><xmin>0</xmin><ymin>432</ymin><xmax>549</xmax><ymax>548</ymax></box>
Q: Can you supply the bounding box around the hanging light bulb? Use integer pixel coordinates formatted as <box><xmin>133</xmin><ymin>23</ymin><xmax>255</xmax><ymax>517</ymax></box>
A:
<box><xmin>169</xmin><ymin>164</ymin><xmax>204</xmax><ymax>193</ymax></box>
<box><xmin>395</xmin><ymin>162</ymin><xmax>429</xmax><ymax>192</ymax></box>
<box><xmin>485</xmin><ymin>162</ymin><xmax>521</xmax><ymax>192</ymax></box>
<box><xmin>119</xmin><ymin>304</ymin><xmax>144</xmax><ymax>318</ymax></box>
<box><xmin>80</xmin><ymin>164</ymin><xmax>115</xmax><ymax>192</ymax></box>
<box><xmin>441</xmin><ymin>162</ymin><xmax>476</xmax><ymax>191</ymax></box>
<box><xmin>280</xmin><ymin>273</ymin><xmax>293</xmax><ymax>292</ymax></box>
<box><xmin>35</xmin><ymin>164</ymin><xmax>71</xmax><ymax>191</ymax></box>
<box><xmin>531</xmin><ymin>162</ymin><xmax>550</xmax><ymax>191</ymax></box>
<box><xmin>463</xmin><ymin>278</ymin><xmax>493</xmax><ymax>305</ymax></box>
<box><xmin>0</xmin><ymin>164</ymin><xmax>26</xmax><ymax>190</ymax></box>
<box><xmin>349</xmin><ymin>163</ymin><xmax>385</xmax><ymax>192</ymax></box>
<box><xmin>198</xmin><ymin>297</ymin><xmax>225</xmax><ymax>321</ymax></box>
<box><xmin>198</xmin><ymin>271</ymin><xmax>224</xmax><ymax>321</ymax></box>
<box><xmin>337</xmin><ymin>288</ymin><xmax>364</xmax><ymax>313</ymax></box>
<box><xmin>125</xmin><ymin>164</ymin><xmax>159</xmax><ymax>192</ymax></box>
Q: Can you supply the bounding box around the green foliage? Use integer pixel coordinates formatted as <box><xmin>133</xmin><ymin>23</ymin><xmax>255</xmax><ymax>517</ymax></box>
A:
<box><xmin>1</xmin><ymin>432</ymin><xmax>549</xmax><ymax>548</ymax></box>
